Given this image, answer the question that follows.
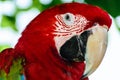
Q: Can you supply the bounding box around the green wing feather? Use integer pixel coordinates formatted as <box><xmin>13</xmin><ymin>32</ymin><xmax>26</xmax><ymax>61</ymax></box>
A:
<box><xmin>0</xmin><ymin>58</ymin><xmax>24</xmax><ymax>80</ymax></box>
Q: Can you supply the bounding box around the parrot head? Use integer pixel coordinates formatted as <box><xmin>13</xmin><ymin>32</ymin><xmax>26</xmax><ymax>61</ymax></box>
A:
<box><xmin>52</xmin><ymin>3</ymin><xmax>111</xmax><ymax>77</ymax></box>
<box><xmin>15</xmin><ymin>2</ymin><xmax>111</xmax><ymax>80</ymax></box>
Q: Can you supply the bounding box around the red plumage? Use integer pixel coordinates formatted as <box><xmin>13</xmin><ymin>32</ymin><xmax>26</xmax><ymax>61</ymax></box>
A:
<box><xmin>0</xmin><ymin>2</ymin><xmax>111</xmax><ymax>80</ymax></box>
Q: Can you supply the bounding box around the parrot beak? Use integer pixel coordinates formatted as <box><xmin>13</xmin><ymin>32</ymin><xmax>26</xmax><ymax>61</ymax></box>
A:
<box><xmin>59</xmin><ymin>24</ymin><xmax>108</xmax><ymax>77</ymax></box>
<box><xmin>83</xmin><ymin>24</ymin><xmax>108</xmax><ymax>77</ymax></box>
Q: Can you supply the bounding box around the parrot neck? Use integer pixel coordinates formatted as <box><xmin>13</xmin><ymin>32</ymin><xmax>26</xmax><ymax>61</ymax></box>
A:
<box><xmin>15</xmin><ymin>35</ymin><xmax>86</xmax><ymax>80</ymax></box>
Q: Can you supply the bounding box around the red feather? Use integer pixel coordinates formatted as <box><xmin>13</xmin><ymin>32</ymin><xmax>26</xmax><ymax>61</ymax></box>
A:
<box><xmin>0</xmin><ymin>2</ymin><xmax>111</xmax><ymax>80</ymax></box>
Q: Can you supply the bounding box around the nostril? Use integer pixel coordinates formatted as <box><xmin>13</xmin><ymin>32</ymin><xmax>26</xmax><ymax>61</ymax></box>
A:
<box><xmin>93</xmin><ymin>22</ymin><xmax>98</xmax><ymax>26</ymax></box>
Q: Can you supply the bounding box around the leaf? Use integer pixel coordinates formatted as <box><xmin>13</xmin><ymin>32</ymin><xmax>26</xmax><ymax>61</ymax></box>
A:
<box><xmin>32</xmin><ymin>0</ymin><xmax>62</xmax><ymax>11</ymax></box>
<box><xmin>1</xmin><ymin>15</ymin><xmax>18</xmax><ymax>31</ymax></box>
<box><xmin>0</xmin><ymin>45</ymin><xmax>10</xmax><ymax>52</ymax></box>
<box><xmin>85</xmin><ymin>0</ymin><xmax>120</xmax><ymax>17</ymax></box>
<box><xmin>0</xmin><ymin>0</ymin><xmax>6</xmax><ymax>1</ymax></box>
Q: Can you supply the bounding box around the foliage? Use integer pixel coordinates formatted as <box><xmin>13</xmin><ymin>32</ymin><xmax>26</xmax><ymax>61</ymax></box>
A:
<box><xmin>0</xmin><ymin>45</ymin><xmax>10</xmax><ymax>52</ymax></box>
<box><xmin>1</xmin><ymin>15</ymin><xmax>17</xmax><ymax>31</ymax></box>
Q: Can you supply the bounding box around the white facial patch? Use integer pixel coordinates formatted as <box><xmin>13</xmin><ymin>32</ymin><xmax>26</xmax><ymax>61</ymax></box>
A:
<box><xmin>53</xmin><ymin>13</ymin><xmax>89</xmax><ymax>54</ymax></box>
<box><xmin>53</xmin><ymin>13</ymin><xmax>89</xmax><ymax>36</ymax></box>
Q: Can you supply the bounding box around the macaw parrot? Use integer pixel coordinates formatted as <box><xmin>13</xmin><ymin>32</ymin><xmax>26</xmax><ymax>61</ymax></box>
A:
<box><xmin>0</xmin><ymin>2</ymin><xmax>111</xmax><ymax>80</ymax></box>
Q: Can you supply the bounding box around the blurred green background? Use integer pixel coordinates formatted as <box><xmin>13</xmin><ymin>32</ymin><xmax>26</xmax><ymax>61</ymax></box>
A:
<box><xmin>0</xmin><ymin>0</ymin><xmax>120</xmax><ymax>80</ymax></box>
<box><xmin>0</xmin><ymin>0</ymin><xmax>120</xmax><ymax>51</ymax></box>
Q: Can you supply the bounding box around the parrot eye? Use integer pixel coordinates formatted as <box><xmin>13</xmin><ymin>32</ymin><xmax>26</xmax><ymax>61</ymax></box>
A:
<box><xmin>62</xmin><ymin>13</ymin><xmax>75</xmax><ymax>25</ymax></box>
<box><xmin>65</xmin><ymin>14</ymin><xmax>70</xmax><ymax>21</ymax></box>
